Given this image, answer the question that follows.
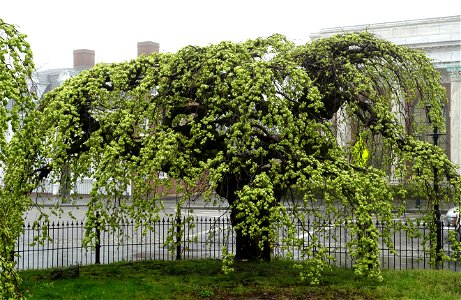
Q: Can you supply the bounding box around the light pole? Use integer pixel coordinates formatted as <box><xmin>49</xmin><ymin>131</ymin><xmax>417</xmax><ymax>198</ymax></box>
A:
<box><xmin>425</xmin><ymin>104</ymin><xmax>444</xmax><ymax>269</ymax></box>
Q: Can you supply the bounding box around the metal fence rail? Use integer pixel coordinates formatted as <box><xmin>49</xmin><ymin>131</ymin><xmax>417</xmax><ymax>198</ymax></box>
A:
<box><xmin>13</xmin><ymin>217</ymin><xmax>461</xmax><ymax>271</ymax></box>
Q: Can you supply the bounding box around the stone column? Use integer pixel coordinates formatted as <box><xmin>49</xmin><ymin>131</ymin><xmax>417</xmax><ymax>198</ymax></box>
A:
<box><xmin>449</xmin><ymin>69</ymin><xmax>461</xmax><ymax>171</ymax></box>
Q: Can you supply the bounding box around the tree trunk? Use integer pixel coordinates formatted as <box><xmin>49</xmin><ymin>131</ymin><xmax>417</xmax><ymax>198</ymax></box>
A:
<box><xmin>234</xmin><ymin>229</ymin><xmax>271</xmax><ymax>261</ymax></box>
<box><xmin>231</xmin><ymin>209</ymin><xmax>271</xmax><ymax>262</ymax></box>
<box><xmin>217</xmin><ymin>175</ymin><xmax>272</xmax><ymax>261</ymax></box>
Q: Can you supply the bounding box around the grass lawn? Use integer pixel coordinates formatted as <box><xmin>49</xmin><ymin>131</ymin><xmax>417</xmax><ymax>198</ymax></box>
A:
<box><xmin>20</xmin><ymin>259</ymin><xmax>461</xmax><ymax>299</ymax></box>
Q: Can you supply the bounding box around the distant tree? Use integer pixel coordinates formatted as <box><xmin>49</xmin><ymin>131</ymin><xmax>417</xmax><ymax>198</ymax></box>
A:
<box><xmin>0</xmin><ymin>19</ymin><xmax>35</xmax><ymax>299</ymax></box>
<box><xmin>5</xmin><ymin>32</ymin><xmax>460</xmax><ymax>290</ymax></box>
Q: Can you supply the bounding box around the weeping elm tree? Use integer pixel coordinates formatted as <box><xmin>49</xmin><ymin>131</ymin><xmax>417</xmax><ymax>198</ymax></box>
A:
<box><xmin>4</xmin><ymin>32</ymin><xmax>461</xmax><ymax>289</ymax></box>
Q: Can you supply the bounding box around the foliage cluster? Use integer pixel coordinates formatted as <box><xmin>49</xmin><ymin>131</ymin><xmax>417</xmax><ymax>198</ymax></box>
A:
<box><xmin>0</xmin><ymin>18</ymin><xmax>35</xmax><ymax>298</ymax></box>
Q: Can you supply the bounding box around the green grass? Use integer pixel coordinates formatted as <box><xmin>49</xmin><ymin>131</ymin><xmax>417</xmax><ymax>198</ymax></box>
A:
<box><xmin>20</xmin><ymin>259</ymin><xmax>461</xmax><ymax>299</ymax></box>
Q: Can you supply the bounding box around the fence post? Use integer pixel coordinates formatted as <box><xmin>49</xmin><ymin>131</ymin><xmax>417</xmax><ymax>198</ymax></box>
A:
<box><xmin>95</xmin><ymin>211</ymin><xmax>101</xmax><ymax>264</ymax></box>
<box><xmin>176</xmin><ymin>216</ymin><xmax>181</xmax><ymax>260</ymax></box>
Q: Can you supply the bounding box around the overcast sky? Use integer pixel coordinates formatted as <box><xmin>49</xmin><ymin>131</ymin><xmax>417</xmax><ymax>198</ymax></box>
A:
<box><xmin>2</xmin><ymin>0</ymin><xmax>461</xmax><ymax>70</ymax></box>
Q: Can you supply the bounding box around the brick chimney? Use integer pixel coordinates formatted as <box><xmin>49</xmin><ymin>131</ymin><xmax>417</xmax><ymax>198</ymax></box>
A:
<box><xmin>73</xmin><ymin>49</ymin><xmax>95</xmax><ymax>68</ymax></box>
<box><xmin>137</xmin><ymin>41</ymin><xmax>160</xmax><ymax>56</ymax></box>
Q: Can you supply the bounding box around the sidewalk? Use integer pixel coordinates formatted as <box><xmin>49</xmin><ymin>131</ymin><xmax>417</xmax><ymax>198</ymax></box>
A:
<box><xmin>32</xmin><ymin>193</ymin><xmax>229</xmax><ymax>210</ymax></box>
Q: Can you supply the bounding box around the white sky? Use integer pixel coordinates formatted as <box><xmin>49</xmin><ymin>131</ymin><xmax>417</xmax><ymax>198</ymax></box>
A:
<box><xmin>2</xmin><ymin>0</ymin><xmax>461</xmax><ymax>70</ymax></box>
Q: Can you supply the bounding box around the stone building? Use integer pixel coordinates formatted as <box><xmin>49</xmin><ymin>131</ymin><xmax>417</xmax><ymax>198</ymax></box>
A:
<box><xmin>310</xmin><ymin>15</ymin><xmax>461</xmax><ymax>169</ymax></box>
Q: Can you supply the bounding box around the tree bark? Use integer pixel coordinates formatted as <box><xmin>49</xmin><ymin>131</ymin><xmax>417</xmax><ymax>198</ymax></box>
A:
<box><xmin>231</xmin><ymin>209</ymin><xmax>271</xmax><ymax>262</ymax></box>
<box><xmin>217</xmin><ymin>177</ymin><xmax>272</xmax><ymax>261</ymax></box>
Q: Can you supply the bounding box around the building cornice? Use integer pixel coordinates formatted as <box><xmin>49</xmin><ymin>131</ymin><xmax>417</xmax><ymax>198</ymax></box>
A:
<box><xmin>310</xmin><ymin>15</ymin><xmax>460</xmax><ymax>40</ymax></box>
<box><xmin>404</xmin><ymin>40</ymin><xmax>461</xmax><ymax>49</ymax></box>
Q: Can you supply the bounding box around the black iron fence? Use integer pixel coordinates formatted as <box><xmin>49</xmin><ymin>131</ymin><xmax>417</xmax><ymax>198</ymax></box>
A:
<box><xmin>12</xmin><ymin>217</ymin><xmax>461</xmax><ymax>271</ymax></box>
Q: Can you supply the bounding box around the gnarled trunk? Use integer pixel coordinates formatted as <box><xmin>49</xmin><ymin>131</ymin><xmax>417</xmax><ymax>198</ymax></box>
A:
<box><xmin>231</xmin><ymin>209</ymin><xmax>272</xmax><ymax>262</ymax></box>
<box><xmin>217</xmin><ymin>177</ymin><xmax>272</xmax><ymax>261</ymax></box>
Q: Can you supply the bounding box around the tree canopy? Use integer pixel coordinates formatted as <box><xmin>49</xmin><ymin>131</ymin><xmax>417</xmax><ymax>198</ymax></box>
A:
<box><xmin>2</xmin><ymin>25</ymin><xmax>461</xmax><ymax>298</ymax></box>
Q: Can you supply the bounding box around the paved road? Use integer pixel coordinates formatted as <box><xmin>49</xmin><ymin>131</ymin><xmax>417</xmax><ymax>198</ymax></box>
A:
<box><xmin>24</xmin><ymin>194</ymin><xmax>229</xmax><ymax>223</ymax></box>
<box><xmin>25</xmin><ymin>194</ymin><xmax>442</xmax><ymax>223</ymax></box>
